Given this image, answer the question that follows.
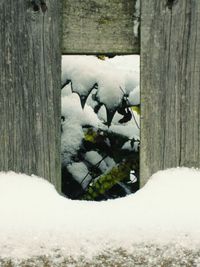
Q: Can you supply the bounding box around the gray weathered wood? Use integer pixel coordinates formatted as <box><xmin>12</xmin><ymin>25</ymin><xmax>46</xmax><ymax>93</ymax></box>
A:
<box><xmin>140</xmin><ymin>0</ymin><xmax>200</xmax><ymax>186</ymax></box>
<box><xmin>0</xmin><ymin>0</ymin><xmax>61</xmax><ymax>191</ymax></box>
<box><xmin>62</xmin><ymin>0</ymin><xmax>140</xmax><ymax>54</ymax></box>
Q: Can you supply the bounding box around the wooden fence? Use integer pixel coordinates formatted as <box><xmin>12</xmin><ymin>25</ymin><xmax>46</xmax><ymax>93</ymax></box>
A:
<box><xmin>0</xmin><ymin>0</ymin><xmax>61</xmax><ymax>191</ymax></box>
<box><xmin>140</xmin><ymin>0</ymin><xmax>200</xmax><ymax>185</ymax></box>
<box><xmin>0</xmin><ymin>0</ymin><xmax>199</xmax><ymax>190</ymax></box>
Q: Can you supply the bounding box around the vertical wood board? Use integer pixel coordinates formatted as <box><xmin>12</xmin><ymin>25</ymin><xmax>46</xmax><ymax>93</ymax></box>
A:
<box><xmin>140</xmin><ymin>0</ymin><xmax>200</xmax><ymax>186</ymax></box>
<box><xmin>0</xmin><ymin>0</ymin><xmax>61</xmax><ymax>191</ymax></box>
<box><xmin>62</xmin><ymin>0</ymin><xmax>140</xmax><ymax>54</ymax></box>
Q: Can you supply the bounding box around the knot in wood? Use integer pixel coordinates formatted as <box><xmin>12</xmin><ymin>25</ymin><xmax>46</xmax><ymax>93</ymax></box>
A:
<box><xmin>166</xmin><ymin>0</ymin><xmax>177</xmax><ymax>10</ymax></box>
<box><xmin>31</xmin><ymin>0</ymin><xmax>47</xmax><ymax>13</ymax></box>
<box><xmin>31</xmin><ymin>0</ymin><xmax>40</xmax><ymax>12</ymax></box>
<box><xmin>40</xmin><ymin>0</ymin><xmax>47</xmax><ymax>13</ymax></box>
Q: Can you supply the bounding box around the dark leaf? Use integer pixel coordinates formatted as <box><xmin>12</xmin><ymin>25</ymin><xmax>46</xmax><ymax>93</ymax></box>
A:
<box><xmin>106</xmin><ymin>107</ymin><xmax>117</xmax><ymax>127</ymax></box>
<box><xmin>80</xmin><ymin>95</ymin><xmax>88</xmax><ymax>109</ymax></box>
<box><xmin>118</xmin><ymin>108</ymin><xmax>132</xmax><ymax>124</ymax></box>
<box><xmin>61</xmin><ymin>79</ymin><xmax>71</xmax><ymax>89</ymax></box>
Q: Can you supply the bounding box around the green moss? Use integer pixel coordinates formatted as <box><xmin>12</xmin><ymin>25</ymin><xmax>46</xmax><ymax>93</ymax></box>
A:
<box><xmin>98</xmin><ymin>16</ymin><xmax>113</xmax><ymax>25</ymax></box>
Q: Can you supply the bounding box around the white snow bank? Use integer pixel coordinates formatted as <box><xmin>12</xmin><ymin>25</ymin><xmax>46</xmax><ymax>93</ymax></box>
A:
<box><xmin>1</xmin><ymin>168</ymin><xmax>200</xmax><ymax>259</ymax></box>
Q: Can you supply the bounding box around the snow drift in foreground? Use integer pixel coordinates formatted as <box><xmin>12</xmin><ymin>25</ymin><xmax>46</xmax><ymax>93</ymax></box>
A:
<box><xmin>0</xmin><ymin>168</ymin><xmax>200</xmax><ymax>259</ymax></box>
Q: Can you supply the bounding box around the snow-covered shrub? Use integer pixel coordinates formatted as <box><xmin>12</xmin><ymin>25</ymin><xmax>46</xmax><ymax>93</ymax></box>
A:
<box><xmin>61</xmin><ymin>55</ymin><xmax>140</xmax><ymax>200</ymax></box>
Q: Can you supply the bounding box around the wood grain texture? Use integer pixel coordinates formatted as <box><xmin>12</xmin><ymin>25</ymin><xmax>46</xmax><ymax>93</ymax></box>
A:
<box><xmin>62</xmin><ymin>0</ymin><xmax>140</xmax><ymax>54</ymax></box>
<box><xmin>140</xmin><ymin>0</ymin><xmax>200</xmax><ymax>186</ymax></box>
<box><xmin>0</xmin><ymin>0</ymin><xmax>61</xmax><ymax>191</ymax></box>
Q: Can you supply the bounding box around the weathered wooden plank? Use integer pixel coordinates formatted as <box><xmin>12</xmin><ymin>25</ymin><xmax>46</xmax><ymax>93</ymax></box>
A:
<box><xmin>62</xmin><ymin>0</ymin><xmax>140</xmax><ymax>54</ymax></box>
<box><xmin>140</xmin><ymin>0</ymin><xmax>200</xmax><ymax>186</ymax></box>
<box><xmin>0</xmin><ymin>0</ymin><xmax>61</xmax><ymax>191</ymax></box>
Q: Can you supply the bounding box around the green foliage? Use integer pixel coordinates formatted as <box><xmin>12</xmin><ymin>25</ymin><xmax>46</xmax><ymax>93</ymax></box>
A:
<box><xmin>82</xmin><ymin>156</ymin><xmax>138</xmax><ymax>200</ymax></box>
<box><xmin>62</xmin><ymin>122</ymin><xmax>139</xmax><ymax>200</ymax></box>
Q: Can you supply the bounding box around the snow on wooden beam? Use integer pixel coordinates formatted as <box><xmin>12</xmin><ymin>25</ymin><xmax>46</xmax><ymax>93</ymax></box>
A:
<box><xmin>140</xmin><ymin>0</ymin><xmax>200</xmax><ymax>186</ymax></box>
<box><xmin>62</xmin><ymin>0</ymin><xmax>140</xmax><ymax>54</ymax></box>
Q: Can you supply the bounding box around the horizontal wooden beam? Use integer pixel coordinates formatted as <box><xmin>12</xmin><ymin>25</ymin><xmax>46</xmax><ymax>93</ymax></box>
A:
<box><xmin>62</xmin><ymin>0</ymin><xmax>140</xmax><ymax>54</ymax></box>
